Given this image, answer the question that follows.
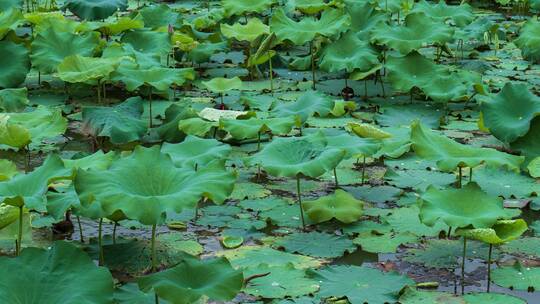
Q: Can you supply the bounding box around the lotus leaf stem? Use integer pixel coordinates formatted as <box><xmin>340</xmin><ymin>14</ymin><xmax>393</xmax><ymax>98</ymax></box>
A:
<box><xmin>487</xmin><ymin>244</ymin><xmax>493</xmax><ymax>292</ymax></box>
<box><xmin>112</xmin><ymin>222</ymin><xmax>117</xmax><ymax>245</ymax></box>
<box><xmin>16</xmin><ymin>206</ymin><xmax>23</xmax><ymax>256</ymax></box>
<box><xmin>77</xmin><ymin>216</ymin><xmax>84</xmax><ymax>242</ymax></box>
<box><xmin>364</xmin><ymin>79</ymin><xmax>367</xmax><ymax>100</ymax></box>
<box><xmin>447</xmin><ymin>226</ymin><xmax>452</xmax><ymax>239</ymax></box>
<box><xmin>268</xmin><ymin>50</ymin><xmax>274</xmax><ymax>95</ymax></box>
<box><xmin>98</xmin><ymin>218</ymin><xmax>104</xmax><ymax>266</ymax></box>
<box><xmin>461</xmin><ymin>236</ymin><xmax>467</xmax><ymax>294</ymax></box>
<box><xmin>333</xmin><ymin>167</ymin><xmax>338</xmax><ymax>187</ymax></box>
<box><xmin>151</xmin><ymin>224</ymin><xmax>157</xmax><ymax>272</ymax></box>
<box><xmin>458</xmin><ymin>167</ymin><xmax>463</xmax><ymax>188</ymax></box>
<box><xmin>97</xmin><ymin>79</ymin><xmax>101</xmax><ymax>104</ymax></box>
<box><xmin>361</xmin><ymin>156</ymin><xmax>367</xmax><ymax>184</ymax></box>
<box><xmin>149</xmin><ymin>87</ymin><xmax>153</xmax><ymax>128</ymax></box>
<box><xmin>310</xmin><ymin>40</ymin><xmax>316</xmax><ymax>90</ymax></box>
<box><xmin>257</xmin><ymin>132</ymin><xmax>261</xmax><ymax>151</ymax></box>
<box><xmin>296</xmin><ymin>175</ymin><xmax>306</xmax><ymax>230</ymax></box>
<box><xmin>469</xmin><ymin>167</ymin><xmax>473</xmax><ymax>182</ymax></box>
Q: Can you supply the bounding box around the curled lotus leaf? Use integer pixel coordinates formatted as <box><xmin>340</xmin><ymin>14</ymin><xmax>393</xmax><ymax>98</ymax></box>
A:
<box><xmin>221</xmin><ymin>18</ymin><xmax>269</xmax><ymax>43</ymax></box>
<box><xmin>161</xmin><ymin>135</ymin><xmax>232</xmax><ymax>169</ymax></box>
<box><xmin>0</xmin><ymin>8</ymin><xmax>24</xmax><ymax>40</ymax></box>
<box><xmin>419</xmin><ymin>182</ymin><xmax>520</xmax><ymax>229</ymax></box>
<box><xmin>270</xmin><ymin>8</ymin><xmax>350</xmax><ymax>45</ymax></box>
<box><xmin>302</xmin><ymin>189</ymin><xmax>364</xmax><ymax>224</ymax></box>
<box><xmin>202</xmin><ymin>77</ymin><xmax>243</xmax><ymax>94</ymax></box>
<box><xmin>410</xmin><ymin>0</ymin><xmax>474</xmax><ymax>27</ymax></box>
<box><xmin>348</xmin><ymin>122</ymin><xmax>392</xmax><ymax>139</ymax></box>
<box><xmin>219</xmin><ymin>116</ymin><xmax>296</xmax><ymax>140</ymax></box>
<box><xmin>0</xmin><ymin>40</ymin><xmax>30</xmax><ymax>89</ymax></box>
<box><xmin>455</xmin><ymin>219</ymin><xmax>528</xmax><ymax>245</ymax></box>
<box><xmin>112</xmin><ymin>65</ymin><xmax>195</xmax><ymax>91</ymax></box>
<box><xmin>271</xmin><ymin>90</ymin><xmax>335</xmax><ymax>123</ymax></box>
<box><xmin>222</xmin><ymin>0</ymin><xmax>275</xmax><ymax>17</ymax></box>
<box><xmin>63</xmin><ymin>0</ymin><xmax>127</xmax><ymax>21</ymax></box>
<box><xmin>319</xmin><ymin>31</ymin><xmax>380</xmax><ymax>73</ymax></box>
<box><xmin>74</xmin><ymin>146</ymin><xmax>236</xmax><ymax>225</ymax></box>
<box><xmin>0</xmin><ymin>88</ymin><xmax>28</xmax><ymax>112</ymax></box>
<box><xmin>515</xmin><ymin>17</ymin><xmax>540</xmax><ymax>63</ymax></box>
<box><xmin>57</xmin><ymin>55</ymin><xmax>120</xmax><ymax>84</ymax></box>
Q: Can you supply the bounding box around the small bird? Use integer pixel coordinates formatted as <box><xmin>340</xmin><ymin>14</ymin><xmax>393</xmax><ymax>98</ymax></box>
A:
<box><xmin>52</xmin><ymin>210</ymin><xmax>74</xmax><ymax>238</ymax></box>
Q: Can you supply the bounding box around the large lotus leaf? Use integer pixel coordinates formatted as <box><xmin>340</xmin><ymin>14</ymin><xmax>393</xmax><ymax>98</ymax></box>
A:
<box><xmin>491</xmin><ymin>261</ymin><xmax>540</xmax><ymax>291</ymax></box>
<box><xmin>31</xmin><ymin>27</ymin><xmax>100</xmax><ymax>74</ymax></box>
<box><xmin>385</xmin><ymin>206</ymin><xmax>449</xmax><ymax>237</ymax></box>
<box><xmin>371</xmin><ymin>13</ymin><xmax>453</xmax><ymax>54</ymax></box>
<box><xmin>302</xmin><ymin>189</ymin><xmax>363</xmax><ymax>224</ymax></box>
<box><xmin>187</xmin><ymin>42</ymin><xmax>227</xmax><ymax>64</ymax></box>
<box><xmin>515</xmin><ymin>17</ymin><xmax>540</xmax><ymax>63</ymax></box>
<box><xmin>155</xmin><ymin>104</ymin><xmax>197</xmax><ymax>143</ymax></box>
<box><xmin>0</xmin><ymin>159</ymin><xmax>17</xmax><ymax>181</ymax></box>
<box><xmin>0</xmin><ymin>40</ymin><xmax>30</xmax><ymax>89</ymax></box>
<box><xmin>75</xmin><ymin>146</ymin><xmax>236</xmax><ymax>225</ymax></box>
<box><xmin>354</xmin><ymin>231</ymin><xmax>419</xmax><ymax>253</ymax></box>
<box><xmin>244</xmin><ymin>263</ymin><xmax>318</xmax><ymax>298</ymax></box>
<box><xmin>112</xmin><ymin>66</ymin><xmax>195</xmax><ymax>91</ymax></box>
<box><xmin>271</xmin><ymin>90</ymin><xmax>334</xmax><ymax>123</ymax></box>
<box><xmin>455</xmin><ymin>219</ymin><xmax>527</xmax><ymax>245</ymax></box>
<box><xmin>63</xmin><ymin>150</ymin><xmax>116</xmax><ymax>171</ymax></box>
<box><xmin>222</xmin><ymin>0</ymin><xmax>274</xmax><ymax>17</ymax></box>
<box><xmin>246</xmin><ymin>132</ymin><xmax>345</xmax><ymax>178</ymax></box>
<box><xmin>270</xmin><ymin>8</ymin><xmax>350</xmax><ymax>45</ymax></box>
<box><xmin>0</xmin><ymin>88</ymin><xmax>28</xmax><ymax>112</ymax></box>
<box><xmin>0</xmin><ymin>8</ymin><xmax>23</xmax><ymax>40</ymax></box>
<box><xmin>221</xmin><ymin>18</ymin><xmax>269</xmax><ymax>43</ymax></box>
<box><xmin>202</xmin><ymin>77</ymin><xmax>242</xmax><ymax>94</ymax></box>
<box><xmin>410</xmin><ymin>121</ymin><xmax>524</xmax><ymax>172</ymax></box>
<box><xmin>0</xmin><ymin>154</ymin><xmax>71</xmax><ymax>211</ymax></box>
<box><xmin>511</xmin><ymin>116</ymin><xmax>540</xmax><ymax>163</ymax></box>
<box><xmin>0</xmin><ymin>241</ymin><xmax>113</xmax><ymax>303</ymax></box>
<box><xmin>138</xmin><ymin>257</ymin><xmax>242</xmax><ymax>304</ymax></box>
<box><xmin>480</xmin><ymin>83</ymin><xmax>540</xmax><ymax>143</ymax></box>
<box><xmin>309</xmin><ymin>265</ymin><xmax>414</xmax><ymax>304</ymax></box>
<box><xmin>121</xmin><ymin>30</ymin><xmax>171</xmax><ymax>55</ymax></box>
<box><xmin>410</xmin><ymin>0</ymin><xmax>474</xmax><ymax>27</ymax></box>
<box><xmin>398</xmin><ymin>287</ymin><xmax>465</xmax><ymax>304</ymax></box>
<box><xmin>161</xmin><ymin>135</ymin><xmax>232</xmax><ymax>169</ymax></box>
<box><xmin>57</xmin><ymin>55</ymin><xmax>120</xmax><ymax>83</ymax></box>
<box><xmin>220</xmin><ymin>116</ymin><xmax>295</xmax><ymax>140</ymax></box>
<box><xmin>319</xmin><ymin>31</ymin><xmax>380</xmax><ymax>73</ymax></box>
<box><xmin>63</xmin><ymin>0</ymin><xmax>127</xmax><ymax>20</ymax></box>
<box><xmin>178</xmin><ymin>117</ymin><xmax>218</xmax><ymax>137</ymax></box>
<box><xmin>136</xmin><ymin>4</ymin><xmax>180</xmax><ymax>29</ymax></box>
<box><xmin>97</xmin><ymin>17</ymin><xmax>144</xmax><ymax>36</ymax></box>
<box><xmin>420</xmin><ymin>69</ymin><xmax>480</xmax><ymax>103</ymax></box>
<box><xmin>0</xmin><ymin>106</ymin><xmax>67</xmax><ymax>148</ymax></box>
<box><xmin>82</xmin><ymin>98</ymin><xmax>147</xmax><ymax>144</ymax></box>
<box><xmin>346</xmin><ymin>0</ymin><xmax>386</xmax><ymax>38</ymax></box>
<box><xmin>463</xmin><ymin>293</ymin><xmax>526</xmax><ymax>304</ymax></box>
<box><xmin>419</xmin><ymin>182</ymin><xmax>519</xmax><ymax>229</ymax></box>
<box><xmin>275</xmin><ymin>231</ymin><xmax>355</xmax><ymax>258</ymax></box>
<box><xmin>217</xmin><ymin>245</ymin><xmax>322</xmax><ymax>270</ymax></box>
<box><xmin>385</xmin><ymin>51</ymin><xmax>445</xmax><ymax>93</ymax></box>
<box><xmin>324</xmin><ymin>130</ymin><xmax>381</xmax><ymax>158</ymax></box>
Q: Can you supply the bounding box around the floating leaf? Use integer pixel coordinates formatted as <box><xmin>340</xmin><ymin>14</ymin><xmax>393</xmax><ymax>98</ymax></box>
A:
<box><xmin>302</xmin><ymin>189</ymin><xmax>363</xmax><ymax>224</ymax></box>
<box><xmin>275</xmin><ymin>231</ymin><xmax>355</xmax><ymax>258</ymax></box>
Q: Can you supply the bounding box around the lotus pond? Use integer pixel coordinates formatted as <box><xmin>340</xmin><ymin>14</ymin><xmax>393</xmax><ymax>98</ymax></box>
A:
<box><xmin>2</xmin><ymin>0</ymin><xmax>540</xmax><ymax>303</ymax></box>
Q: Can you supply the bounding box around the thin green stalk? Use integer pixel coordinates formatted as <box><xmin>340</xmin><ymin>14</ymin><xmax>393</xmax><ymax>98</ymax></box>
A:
<box><xmin>378</xmin><ymin>71</ymin><xmax>385</xmax><ymax>97</ymax></box>
<box><xmin>458</xmin><ymin>167</ymin><xmax>463</xmax><ymax>188</ymax></box>
<box><xmin>97</xmin><ymin>79</ymin><xmax>101</xmax><ymax>103</ymax></box>
<box><xmin>16</xmin><ymin>206</ymin><xmax>23</xmax><ymax>256</ymax></box>
<box><xmin>461</xmin><ymin>237</ymin><xmax>467</xmax><ymax>295</ymax></box>
<box><xmin>112</xmin><ymin>222</ymin><xmax>117</xmax><ymax>245</ymax></box>
<box><xmin>98</xmin><ymin>218</ymin><xmax>104</xmax><ymax>266</ymax></box>
<box><xmin>296</xmin><ymin>175</ymin><xmax>306</xmax><ymax>230</ymax></box>
<box><xmin>447</xmin><ymin>226</ymin><xmax>452</xmax><ymax>239</ymax></box>
<box><xmin>24</xmin><ymin>145</ymin><xmax>30</xmax><ymax>173</ymax></box>
<box><xmin>310</xmin><ymin>40</ymin><xmax>316</xmax><ymax>90</ymax></box>
<box><xmin>155</xmin><ymin>293</ymin><xmax>160</xmax><ymax>304</ymax></box>
<box><xmin>149</xmin><ymin>87</ymin><xmax>153</xmax><ymax>128</ymax></box>
<box><xmin>333</xmin><ymin>167</ymin><xmax>338</xmax><ymax>187</ymax></box>
<box><xmin>220</xmin><ymin>92</ymin><xmax>224</xmax><ymax>106</ymax></box>
<box><xmin>469</xmin><ymin>167</ymin><xmax>473</xmax><ymax>182</ymax></box>
<box><xmin>268</xmin><ymin>51</ymin><xmax>274</xmax><ymax>95</ymax></box>
<box><xmin>487</xmin><ymin>244</ymin><xmax>493</xmax><ymax>293</ymax></box>
<box><xmin>361</xmin><ymin>156</ymin><xmax>367</xmax><ymax>184</ymax></box>
<box><xmin>151</xmin><ymin>224</ymin><xmax>157</xmax><ymax>272</ymax></box>
<box><xmin>77</xmin><ymin>216</ymin><xmax>84</xmax><ymax>242</ymax></box>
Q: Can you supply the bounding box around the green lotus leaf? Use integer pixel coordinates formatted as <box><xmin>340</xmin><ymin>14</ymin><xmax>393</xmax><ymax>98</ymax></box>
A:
<box><xmin>136</xmin><ymin>4</ymin><xmax>180</xmax><ymax>29</ymax></box>
<box><xmin>187</xmin><ymin>42</ymin><xmax>227</xmax><ymax>64</ymax></box>
<box><xmin>272</xmin><ymin>90</ymin><xmax>334</xmax><ymax>123</ymax></box>
<box><xmin>324</xmin><ymin>130</ymin><xmax>381</xmax><ymax>158</ymax></box>
<box><xmin>63</xmin><ymin>150</ymin><xmax>116</xmax><ymax>171</ymax></box>
<box><xmin>348</xmin><ymin>122</ymin><xmax>392</xmax><ymax>139</ymax></box>
<box><xmin>371</xmin><ymin>12</ymin><xmax>454</xmax><ymax>54</ymax></box>
<box><xmin>161</xmin><ymin>135</ymin><xmax>232</xmax><ymax>169</ymax></box>
<box><xmin>121</xmin><ymin>30</ymin><xmax>171</xmax><ymax>55</ymax></box>
<box><xmin>0</xmin><ymin>0</ymin><xmax>22</xmax><ymax>11</ymax></box>
<box><xmin>0</xmin><ymin>154</ymin><xmax>72</xmax><ymax>211</ymax></box>
<box><xmin>244</xmin><ymin>263</ymin><xmax>318</xmax><ymax>298</ymax></box>
<box><xmin>0</xmin><ymin>241</ymin><xmax>114</xmax><ymax>303</ymax></box>
<box><xmin>222</xmin><ymin>0</ymin><xmax>274</xmax><ymax>17</ymax></box>
<box><xmin>319</xmin><ymin>31</ymin><xmax>380</xmax><ymax>73</ymax></box>
<box><xmin>346</xmin><ymin>0</ymin><xmax>386</xmax><ymax>38</ymax></box>
<box><xmin>411</xmin><ymin>121</ymin><xmax>524</xmax><ymax>172</ymax></box>
<box><xmin>217</xmin><ymin>245</ymin><xmax>322</xmax><ymax>269</ymax></box>
<box><xmin>155</xmin><ymin>104</ymin><xmax>197</xmax><ymax>143</ymax></box>
<box><xmin>419</xmin><ymin>182</ymin><xmax>520</xmax><ymax>229</ymax></box>
<box><xmin>82</xmin><ymin>98</ymin><xmax>147</xmax><ymax>144</ymax></box>
<box><xmin>491</xmin><ymin>261</ymin><xmax>540</xmax><ymax>291</ymax></box>
<box><xmin>515</xmin><ymin>17</ymin><xmax>540</xmax><ymax>63</ymax></box>
<box><xmin>138</xmin><ymin>257</ymin><xmax>243</xmax><ymax>304</ymax></box>
<box><xmin>270</xmin><ymin>8</ymin><xmax>351</xmax><ymax>45</ymax></box>
<box><xmin>97</xmin><ymin>17</ymin><xmax>144</xmax><ymax>36</ymax></box>
<box><xmin>410</xmin><ymin>0</ymin><xmax>474</xmax><ymax>27</ymax></box>
<box><xmin>220</xmin><ymin>116</ymin><xmax>295</xmax><ymax>140</ymax></box>
<box><xmin>385</xmin><ymin>205</ymin><xmax>449</xmax><ymax>237</ymax></box>
<box><xmin>480</xmin><ymin>83</ymin><xmax>540</xmax><ymax>143</ymax></box>
<box><xmin>221</xmin><ymin>18</ymin><xmax>269</xmax><ymax>43</ymax></box>
<box><xmin>0</xmin><ymin>88</ymin><xmax>28</xmax><ymax>112</ymax></box>
<box><xmin>112</xmin><ymin>65</ymin><xmax>195</xmax><ymax>92</ymax></box>
<box><xmin>302</xmin><ymin>189</ymin><xmax>363</xmax><ymax>224</ymax></box>
<box><xmin>0</xmin><ymin>114</ymin><xmax>30</xmax><ymax>148</ymax></box>
<box><xmin>0</xmin><ymin>159</ymin><xmax>17</xmax><ymax>181</ymax></box>
<box><xmin>511</xmin><ymin>116</ymin><xmax>540</xmax><ymax>163</ymax></box>
<box><xmin>57</xmin><ymin>55</ymin><xmax>120</xmax><ymax>84</ymax></box>
<box><xmin>63</xmin><ymin>0</ymin><xmax>127</xmax><ymax>21</ymax></box>
<box><xmin>178</xmin><ymin>117</ymin><xmax>218</xmax><ymax>137</ymax></box>
<box><xmin>31</xmin><ymin>27</ymin><xmax>100</xmax><ymax>73</ymax></box>
<box><xmin>463</xmin><ymin>293</ymin><xmax>526</xmax><ymax>304</ymax></box>
<box><xmin>202</xmin><ymin>77</ymin><xmax>242</xmax><ymax>94</ymax></box>
<box><xmin>424</xmin><ymin>70</ymin><xmax>481</xmax><ymax>103</ymax></box>
<box><xmin>398</xmin><ymin>286</ymin><xmax>465</xmax><ymax>304</ymax></box>
<box><xmin>455</xmin><ymin>219</ymin><xmax>527</xmax><ymax>245</ymax></box>
<box><xmin>309</xmin><ymin>265</ymin><xmax>414</xmax><ymax>304</ymax></box>
<box><xmin>527</xmin><ymin>156</ymin><xmax>540</xmax><ymax>178</ymax></box>
<box><xmin>0</xmin><ymin>8</ymin><xmax>23</xmax><ymax>40</ymax></box>
<box><xmin>75</xmin><ymin>146</ymin><xmax>236</xmax><ymax>225</ymax></box>
<box><xmin>354</xmin><ymin>231</ymin><xmax>419</xmax><ymax>253</ymax></box>
<box><xmin>275</xmin><ymin>231</ymin><xmax>355</xmax><ymax>258</ymax></box>
<box><xmin>287</xmin><ymin>0</ymin><xmax>334</xmax><ymax>14</ymax></box>
<box><xmin>247</xmin><ymin>132</ymin><xmax>345</xmax><ymax>178</ymax></box>
<box><xmin>0</xmin><ymin>40</ymin><xmax>30</xmax><ymax>89</ymax></box>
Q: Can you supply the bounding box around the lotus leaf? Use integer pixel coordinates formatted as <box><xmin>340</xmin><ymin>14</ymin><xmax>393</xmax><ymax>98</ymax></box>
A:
<box><xmin>410</xmin><ymin>121</ymin><xmax>524</xmax><ymax>172</ymax></box>
<box><xmin>271</xmin><ymin>90</ymin><xmax>334</xmax><ymax>123</ymax></box>
<box><xmin>385</xmin><ymin>51</ymin><xmax>444</xmax><ymax>93</ymax></box>
<box><xmin>138</xmin><ymin>257</ymin><xmax>243</xmax><ymax>304</ymax></box>
<box><xmin>112</xmin><ymin>65</ymin><xmax>195</xmax><ymax>91</ymax></box>
<box><xmin>75</xmin><ymin>146</ymin><xmax>236</xmax><ymax>225</ymax></box>
<box><xmin>410</xmin><ymin>0</ymin><xmax>474</xmax><ymax>27</ymax></box>
<box><xmin>63</xmin><ymin>0</ymin><xmax>127</xmax><ymax>21</ymax></box>
<box><xmin>515</xmin><ymin>17</ymin><xmax>540</xmax><ymax>63</ymax></box>
<box><xmin>247</xmin><ymin>132</ymin><xmax>345</xmax><ymax>178</ymax></box>
<box><xmin>0</xmin><ymin>40</ymin><xmax>30</xmax><ymax>89</ymax></box>
<box><xmin>202</xmin><ymin>77</ymin><xmax>242</xmax><ymax>93</ymax></box>
<box><xmin>0</xmin><ymin>88</ymin><xmax>28</xmax><ymax>112</ymax></box>
<box><xmin>0</xmin><ymin>8</ymin><xmax>23</xmax><ymax>40</ymax></box>
<box><xmin>348</xmin><ymin>122</ymin><xmax>392</xmax><ymax>139</ymax></box>
<box><xmin>419</xmin><ymin>182</ymin><xmax>519</xmax><ymax>229</ymax></box>
<box><xmin>319</xmin><ymin>31</ymin><xmax>380</xmax><ymax>73</ymax></box>
<box><xmin>324</xmin><ymin>131</ymin><xmax>381</xmax><ymax>158</ymax></box>
<box><xmin>82</xmin><ymin>98</ymin><xmax>147</xmax><ymax>144</ymax></box>
<box><xmin>491</xmin><ymin>261</ymin><xmax>540</xmax><ymax>291</ymax></box>
<box><xmin>121</xmin><ymin>30</ymin><xmax>171</xmax><ymax>55</ymax></box>
<box><xmin>217</xmin><ymin>245</ymin><xmax>322</xmax><ymax>270</ymax></box>
<box><xmin>287</xmin><ymin>0</ymin><xmax>333</xmax><ymax>14</ymax></box>
<box><xmin>302</xmin><ymin>189</ymin><xmax>363</xmax><ymax>224</ymax></box>
<box><xmin>371</xmin><ymin>13</ymin><xmax>454</xmax><ymax>54</ymax></box>
<box><xmin>398</xmin><ymin>287</ymin><xmax>465</xmax><ymax>304</ymax></box>
<box><xmin>0</xmin><ymin>159</ymin><xmax>17</xmax><ymax>181</ymax></box>
<box><xmin>136</xmin><ymin>4</ymin><xmax>180</xmax><ymax>29</ymax></box>
<box><xmin>309</xmin><ymin>265</ymin><xmax>414</xmax><ymax>304</ymax></box>
<box><xmin>222</xmin><ymin>0</ymin><xmax>274</xmax><ymax>17</ymax></box>
<box><xmin>275</xmin><ymin>231</ymin><xmax>355</xmax><ymax>258</ymax></box>
<box><xmin>455</xmin><ymin>219</ymin><xmax>527</xmax><ymax>245</ymax></box>
<box><xmin>463</xmin><ymin>293</ymin><xmax>526</xmax><ymax>304</ymax></box>
<box><xmin>187</xmin><ymin>42</ymin><xmax>227</xmax><ymax>64</ymax></box>
<box><xmin>0</xmin><ymin>241</ymin><xmax>114</xmax><ymax>303</ymax></box>
<box><xmin>178</xmin><ymin>117</ymin><xmax>218</xmax><ymax>137</ymax></box>
<box><xmin>220</xmin><ymin>116</ymin><xmax>295</xmax><ymax>140</ymax></box>
<box><xmin>221</xmin><ymin>18</ymin><xmax>269</xmax><ymax>43</ymax></box>
<box><xmin>270</xmin><ymin>8</ymin><xmax>350</xmax><ymax>45</ymax></box>
<box><xmin>511</xmin><ymin>116</ymin><xmax>540</xmax><ymax>163</ymax></box>
<box><xmin>161</xmin><ymin>135</ymin><xmax>232</xmax><ymax>169</ymax></box>
<box><xmin>354</xmin><ymin>232</ymin><xmax>418</xmax><ymax>253</ymax></box>
<box><xmin>31</xmin><ymin>27</ymin><xmax>100</xmax><ymax>73</ymax></box>
<box><xmin>57</xmin><ymin>55</ymin><xmax>120</xmax><ymax>84</ymax></box>
<box><xmin>244</xmin><ymin>264</ymin><xmax>318</xmax><ymax>298</ymax></box>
